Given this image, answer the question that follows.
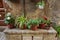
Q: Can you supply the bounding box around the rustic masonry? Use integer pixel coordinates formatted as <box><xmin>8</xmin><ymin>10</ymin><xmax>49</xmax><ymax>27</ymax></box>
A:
<box><xmin>0</xmin><ymin>0</ymin><xmax>58</xmax><ymax>26</ymax></box>
<box><xmin>0</xmin><ymin>0</ymin><xmax>58</xmax><ymax>40</ymax></box>
<box><xmin>0</xmin><ymin>0</ymin><xmax>59</xmax><ymax>26</ymax></box>
<box><xmin>47</xmin><ymin>0</ymin><xmax>60</xmax><ymax>25</ymax></box>
<box><xmin>4</xmin><ymin>0</ymin><xmax>60</xmax><ymax>24</ymax></box>
<box><xmin>4</xmin><ymin>27</ymin><xmax>57</xmax><ymax>40</ymax></box>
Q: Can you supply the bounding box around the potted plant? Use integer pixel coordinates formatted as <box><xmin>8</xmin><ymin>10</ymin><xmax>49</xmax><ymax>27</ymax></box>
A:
<box><xmin>43</xmin><ymin>16</ymin><xmax>52</xmax><ymax>29</ymax></box>
<box><xmin>44</xmin><ymin>20</ymin><xmax>51</xmax><ymax>30</ymax></box>
<box><xmin>26</xmin><ymin>19</ymin><xmax>32</xmax><ymax>29</ymax></box>
<box><xmin>27</xmin><ymin>19</ymin><xmax>39</xmax><ymax>30</ymax></box>
<box><xmin>4</xmin><ymin>12</ymin><xmax>15</xmax><ymax>29</ymax></box>
<box><xmin>36</xmin><ymin>0</ymin><xmax>45</xmax><ymax>9</ymax></box>
<box><xmin>38</xmin><ymin>18</ymin><xmax>47</xmax><ymax>29</ymax></box>
<box><xmin>38</xmin><ymin>16</ymin><xmax>51</xmax><ymax>29</ymax></box>
<box><xmin>16</xmin><ymin>16</ymin><xmax>27</xmax><ymax>29</ymax></box>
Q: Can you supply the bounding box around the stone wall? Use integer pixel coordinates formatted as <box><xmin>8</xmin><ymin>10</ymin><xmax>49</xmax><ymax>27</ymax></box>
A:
<box><xmin>4</xmin><ymin>27</ymin><xmax>57</xmax><ymax>40</ymax></box>
<box><xmin>5</xmin><ymin>0</ymin><xmax>60</xmax><ymax>25</ymax></box>
<box><xmin>48</xmin><ymin>0</ymin><xmax>60</xmax><ymax>25</ymax></box>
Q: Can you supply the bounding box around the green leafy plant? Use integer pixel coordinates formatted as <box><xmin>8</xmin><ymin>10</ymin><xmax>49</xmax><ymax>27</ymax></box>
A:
<box><xmin>38</xmin><ymin>18</ymin><xmax>45</xmax><ymax>23</ymax></box>
<box><xmin>38</xmin><ymin>17</ymin><xmax>51</xmax><ymax>29</ymax></box>
<box><xmin>26</xmin><ymin>19</ymin><xmax>32</xmax><ymax>29</ymax></box>
<box><xmin>16</xmin><ymin>16</ymin><xmax>27</xmax><ymax>29</ymax></box>
<box><xmin>31</xmin><ymin>19</ymin><xmax>39</xmax><ymax>25</ymax></box>
<box><xmin>37</xmin><ymin>1</ymin><xmax>45</xmax><ymax>6</ymax></box>
<box><xmin>53</xmin><ymin>25</ymin><xmax>60</xmax><ymax>36</ymax></box>
<box><xmin>4</xmin><ymin>13</ymin><xmax>15</xmax><ymax>24</ymax></box>
<box><xmin>4</xmin><ymin>12</ymin><xmax>15</xmax><ymax>29</ymax></box>
<box><xmin>46</xmin><ymin>20</ymin><xmax>51</xmax><ymax>25</ymax></box>
<box><xmin>36</xmin><ymin>0</ymin><xmax>45</xmax><ymax>8</ymax></box>
<box><xmin>26</xmin><ymin>19</ymin><xmax>39</xmax><ymax>30</ymax></box>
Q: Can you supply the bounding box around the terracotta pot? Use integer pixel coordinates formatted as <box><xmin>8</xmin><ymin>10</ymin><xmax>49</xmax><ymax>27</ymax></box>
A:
<box><xmin>31</xmin><ymin>25</ymin><xmax>38</xmax><ymax>30</ymax></box>
<box><xmin>23</xmin><ymin>24</ymin><xmax>27</xmax><ymax>29</ymax></box>
<box><xmin>18</xmin><ymin>24</ymin><xmax>26</xmax><ymax>29</ymax></box>
<box><xmin>7</xmin><ymin>24</ymin><xmax>14</xmax><ymax>29</ymax></box>
<box><xmin>39</xmin><ymin>23</ymin><xmax>46</xmax><ymax>29</ymax></box>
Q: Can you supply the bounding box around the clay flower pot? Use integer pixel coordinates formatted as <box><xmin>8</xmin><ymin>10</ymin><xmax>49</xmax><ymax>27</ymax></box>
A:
<box><xmin>18</xmin><ymin>24</ymin><xmax>27</xmax><ymax>29</ymax></box>
<box><xmin>39</xmin><ymin>23</ymin><xmax>46</xmax><ymax>29</ymax></box>
<box><xmin>23</xmin><ymin>24</ymin><xmax>27</xmax><ymax>29</ymax></box>
<box><xmin>31</xmin><ymin>25</ymin><xmax>38</xmax><ymax>30</ymax></box>
<box><xmin>7</xmin><ymin>24</ymin><xmax>14</xmax><ymax>29</ymax></box>
<box><xmin>45</xmin><ymin>22</ymin><xmax>52</xmax><ymax>30</ymax></box>
<box><xmin>43</xmin><ymin>23</ymin><xmax>51</xmax><ymax>30</ymax></box>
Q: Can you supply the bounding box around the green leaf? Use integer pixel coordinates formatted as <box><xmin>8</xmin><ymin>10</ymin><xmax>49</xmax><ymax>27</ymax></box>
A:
<box><xmin>16</xmin><ymin>16</ymin><xmax>27</xmax><ymax>28</ymax></box>
<box><xmin>36</xmin><ymin>1</ymin><xmax>45</xmax><ymax>6</ymax></box>
<box><xmin>27</xmin><ymin>25</ymin><xmax>31</xmax><ymax>29</ymax></box>
<box><xmin>54</xmin><ymin>25</ymin><xmax>60</xmax><ymax>35</ymax></box>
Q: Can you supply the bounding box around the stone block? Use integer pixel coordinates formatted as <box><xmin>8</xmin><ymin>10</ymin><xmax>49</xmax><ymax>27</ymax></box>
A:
<box><xmin>23</xmin><ymin>35</ymin><xmax>32</xmax><ymax>40</ymax></box>
<box><xmin>33</xmin><ymin>34</ymin><xmax>43</xmax><ymax>40</ymax></box>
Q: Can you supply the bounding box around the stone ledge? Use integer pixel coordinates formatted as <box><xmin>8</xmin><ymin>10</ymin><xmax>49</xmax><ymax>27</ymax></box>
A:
<box><xmin>4</xmin><ymin>27</ymin><xmax>57</xmax><ymax>34</ymax></box>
